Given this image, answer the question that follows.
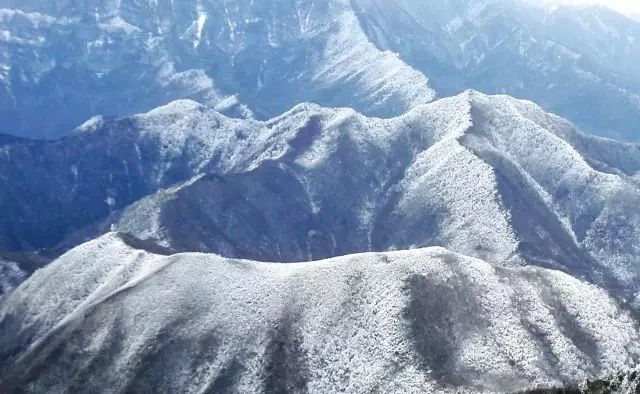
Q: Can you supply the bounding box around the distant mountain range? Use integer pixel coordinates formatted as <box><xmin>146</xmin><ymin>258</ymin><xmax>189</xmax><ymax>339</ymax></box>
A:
<box><xmin>1</xmin><ymin>232</ymin><xmax>638</xmax><ymax>392</ymax></box>
<box><xmin>1</xmin><ymin>0</ymin><xmax>640</xmax><ymax>140</ymax></box>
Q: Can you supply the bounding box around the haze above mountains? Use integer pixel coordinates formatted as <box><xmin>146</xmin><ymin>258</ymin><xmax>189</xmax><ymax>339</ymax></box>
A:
<box><xmin>535</xmin><ymin>0</ymin><xmax>640</xmax><ymax>21</ymax></box>
<box><xmin>1</xmin><ymin>0</ymin><xmax>640</xmax><ymax>393</ymax></box>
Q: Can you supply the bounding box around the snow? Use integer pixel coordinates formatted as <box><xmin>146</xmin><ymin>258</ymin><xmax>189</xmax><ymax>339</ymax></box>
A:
<box><xmin>75</xmin><ymin>115</ymin><xmax>104</xmax><ymax>133</ymax></box>
<box><xmin>531</xmin><ymin>0</ymin><xmax>640</xmax><ymax>21</ymax></box>
<box><xmin>93</xmin><ymin>90</ymin><xmax>640</xmax><ymax>302</ymax></box>
<box><xmin>98</xmin><ymin>16</ymin><xmax>141</xmax><ymax>35</ymax></box>
<box><xmin>0</xmin><ymin>8</ymin><xmax>75</xmax><ymax>27</ymax></box>
<box><xmin>0</xmin><ymin>30</ymin><xmax>44</xmax><ymax>46</ymax></box>
<box><xmin>193</xmin><ymin>11</ymin><xmax>207</xmax><ymax>48</ymax></box>
<box><xmin>133</xmin><ymin>99</ymin><xmax>264</xmax><ymax>172</ymax></box>
<box><xmin>311</xmin><ymin>9</ymin><xmax>435</xmax><ymax>115</ymax></box>
<box><xmin>463</xmin><ymin>92</ymin><xmax>640</xmax><ymax>288</ymax></box>
<box><xmin>0</xmin><ymin>63</ymin><xmax>9</xmax><ymax>83</ymax></box>
<box><xmin>1</xmin><ymin>232</ymin><xmax>637</xmax><ymax>392</ymax></box>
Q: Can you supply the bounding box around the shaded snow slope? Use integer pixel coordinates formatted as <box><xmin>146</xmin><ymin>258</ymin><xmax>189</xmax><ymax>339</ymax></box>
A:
<box><xmin>0</xmin><ymin>258</ymin><xmax>26</xmax><ymax>298</ymax></box>
<box><xmin>0</xmin><ymin>100</ymin><xmax>273</xmax><ymax>252</ymax></box>
<box><xmin>0</xmin><ymin>233</ymin><xmax>638</xmax><ymax>393</ymax></box>
<box><xmin>0</xmin><ymin>252</ymin><xmax>49</xmax><ymax>299</ymax></box>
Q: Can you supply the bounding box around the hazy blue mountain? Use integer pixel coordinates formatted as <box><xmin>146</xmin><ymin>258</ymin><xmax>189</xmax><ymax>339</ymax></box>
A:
<box><xmin>1</xmin><ymin>232</ymin><xmax>638</xmax><ymax>393</ymax></box>
<box><xmin>353</xmin><ymin>0</ymin><xmax>640</xmax><ymax>141</ymax></box>
<box><xmin>0</xmin><ymin>0</ymin><xmax>433</xmax><ymax>139</ymax></box>
<box><xmin>2</xmin><ymin>0</ymin><xmax>640</xmax><ymax>140</ymax></box>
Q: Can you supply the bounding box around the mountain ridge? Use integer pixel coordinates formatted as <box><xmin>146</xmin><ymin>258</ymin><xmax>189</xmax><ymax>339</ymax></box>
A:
<box><xmin>1</xmin><ymin>91</ymin><xmax>639</xmax><ymax>305</ymax></box>
<box><xmin>3</xmin><ymin>0</ymin><xmax>640</xmax><ymax>140</ymax></box>
<box><xmin>1</xmin><ymin>231</ymin><xmax>638</xmax><ymax>393</ymax></box>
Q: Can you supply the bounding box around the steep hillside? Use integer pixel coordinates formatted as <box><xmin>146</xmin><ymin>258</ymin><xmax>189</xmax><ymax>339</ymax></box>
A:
<box><xmin>0</xmin><ymin>100</ymin><xmax>272</xmax><ymax>251</ymax></box>
<box><xmin>111</xmin><ymin>92</ymin><xmax>640</xmax><ymax>301</ymax></box>
<box><xmin>353</xmin><ymin>0</ymin><xmax>640</xmax><ymax>141</ymax></box>
<box><xmin>0</xmin><ymin>233</ymin><xmax>638</xmax><ymax>393</ymax></box>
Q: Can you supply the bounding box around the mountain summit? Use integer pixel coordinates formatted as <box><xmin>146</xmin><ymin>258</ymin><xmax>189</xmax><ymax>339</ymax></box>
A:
<box><xmin>1</xmin><ymin>1</ymin><xmax>640</xmax><ymax>392</ymax></box>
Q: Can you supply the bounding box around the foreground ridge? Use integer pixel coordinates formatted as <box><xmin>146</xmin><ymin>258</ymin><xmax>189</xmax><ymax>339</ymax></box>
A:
<box><xmin>0</xmin><ymin>233</ymin><xmax>638</xmax><ymax>393</ymax></box>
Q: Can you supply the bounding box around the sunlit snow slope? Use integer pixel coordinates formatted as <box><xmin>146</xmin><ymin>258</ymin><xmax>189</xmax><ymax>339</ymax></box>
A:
<box><xmin>0</xmin><ymin>232</ymin><xmax>638</xmax><ymax>393</ymax></box>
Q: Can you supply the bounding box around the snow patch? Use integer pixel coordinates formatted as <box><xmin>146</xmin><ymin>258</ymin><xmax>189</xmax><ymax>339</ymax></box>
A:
<box><xmin>194</xmin><ymin>11</ymin><xmax>208</xmax><ymax>48</ymax></box>
<box><xmin>98</xmin><ymin>16</ymin><xmax>141</xmax><ymax>35</ymax></box>
<box><xmin>75</xmin><ymin>115</ymin><xmax>105</xmax><ymax>133</ymax></box>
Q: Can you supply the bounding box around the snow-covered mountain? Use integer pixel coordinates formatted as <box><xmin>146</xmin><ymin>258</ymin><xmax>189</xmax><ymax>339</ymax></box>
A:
<box><xmin>1</xmin><ymin>232</ymin><xmax>638</xmax><ymax>393</ymax></box>
<box><xmin>0</xmin><ymin>0</ymin><xmax>434</xmax><ymax>139</ymax></box>
<box><xmin>2</xmin><ymin>0</ymin><xmax>640</xmax><ymax>140</ymax></box>
<box><xmin>2</xmin><ymin>2</ymin><xmax>640</xmax><ymax>389</ymax></box>
<box><xmin>0</xmin><ymin>252</ymin><xmax>48</xmax><ymax>298</ymax></box>
<box><xmin>2</xmin><ymin>91</ymin><xmax>640</xmax><ymax>305</ymax></box>
<box><xmin>354</xmin><ymin>0</ymin><xmax>640</xmax><ymax>141</ymax></box>
<box><xmin>110</xmin><ymin>92</ymin><xmax>640</xmax><ymax>303</ymax></box>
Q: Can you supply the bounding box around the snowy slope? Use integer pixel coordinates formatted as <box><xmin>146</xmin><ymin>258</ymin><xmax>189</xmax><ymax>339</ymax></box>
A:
<box><xmin>353</xmin><ymin>0</ymin><xmax>640</xmax><ymax>141</ymax></box>
<box><xmin>105</xmin><ymin>91</ymin><xmax>640</xmax><ymax>302</ymax></box>
<box><xmin>0</xmin><ymin>232</ymin><xmax>638</xmax><ymax>393</ymax></box>
<box><xmin>114</xmin><ymin>93</ymin><xmax>519</xmax><ymax>266</ymax></box>
<box><xmin>2</xmin><ymin>91</ymin><xmax>640</xmax><ymax>302</ymax></box>
<box><xmin>0</xmin><ymin>100</ymin><xmax>276</xmax><ymax>252</ymax></box>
